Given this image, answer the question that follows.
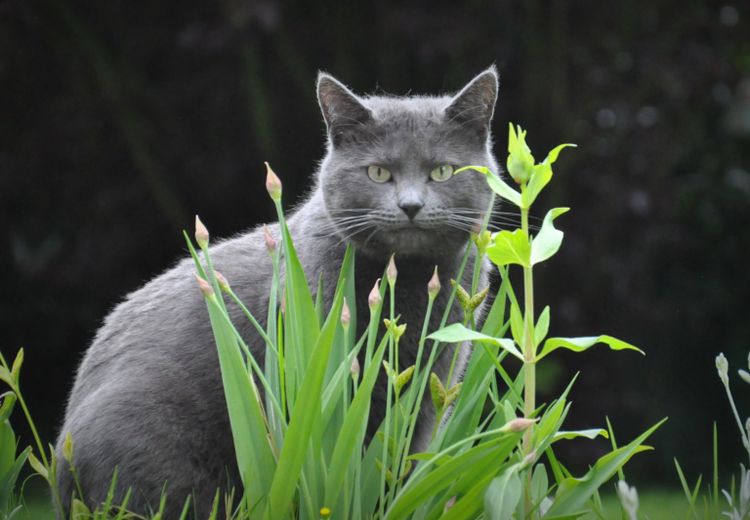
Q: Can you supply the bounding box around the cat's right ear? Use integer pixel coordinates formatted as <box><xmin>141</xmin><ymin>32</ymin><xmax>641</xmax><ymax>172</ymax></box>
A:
<box><xmin>445</xmin><ymin>66</ymin><xmax>499</xmax><ymax>140</ymax></box>
<box><xmin>317</xmin><ymin>72</ymin><xmax>372</xmax><ymax>146</ymax></box>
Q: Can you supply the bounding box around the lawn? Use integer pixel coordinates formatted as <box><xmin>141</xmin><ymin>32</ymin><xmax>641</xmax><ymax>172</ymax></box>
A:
<box><xmin>18</xmin><ymin>488</ymin><xmax>689</xmax><ymax>519</ymax></box>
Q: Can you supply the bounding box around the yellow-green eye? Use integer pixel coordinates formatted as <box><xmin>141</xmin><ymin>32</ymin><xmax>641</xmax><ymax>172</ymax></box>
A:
<box><xmin>367</xmin><ymin>165</ymin><xmax>392</xmax><ymax>183</ymax></box>
<box><xmin>430</xmin><ymin>165</ymin><xmax>454</xmax><ymax>182</ymax></box>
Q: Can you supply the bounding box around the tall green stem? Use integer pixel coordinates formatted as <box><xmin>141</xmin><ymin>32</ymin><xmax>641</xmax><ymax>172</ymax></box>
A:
<box><xmin>521</xmin><ymin>205</ymin><xmax>537</xmax><ymax>518</ymax></box>
<box><xmin>521</xmin><ymin>207</ymin><xmax>536</xmax><ymax>450</ymax></box>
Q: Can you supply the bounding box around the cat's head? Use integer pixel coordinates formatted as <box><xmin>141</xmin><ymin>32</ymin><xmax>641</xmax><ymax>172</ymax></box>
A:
<box><xmin>316</xmin><ymin>67</ymin><xmax>499</xmax><ymax>259</ymax></box>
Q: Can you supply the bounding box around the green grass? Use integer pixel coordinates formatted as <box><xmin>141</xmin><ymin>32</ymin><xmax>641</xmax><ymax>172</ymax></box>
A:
<box><xmin>19</xmin><ymin>489</ymin><xmax>690</xmax><ymax>519</ymax></box>
<box><xmin>585</xmin><ymin>489</ymin><xmax>688</xmax><ymax>519</ymax></box>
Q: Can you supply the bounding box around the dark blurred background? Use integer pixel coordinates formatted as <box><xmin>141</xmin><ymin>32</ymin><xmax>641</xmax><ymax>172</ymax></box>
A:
<box><xmin>2</xmin><ymin>0</ymin><xmax>749</xmax><ymax>488</ymax></box>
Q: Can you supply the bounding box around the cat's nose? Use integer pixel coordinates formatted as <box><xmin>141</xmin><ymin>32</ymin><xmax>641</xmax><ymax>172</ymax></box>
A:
<box><xmin>398</xmin><ymin>200</ymin><xmax>424</xmax><ymax>220</ymax></box>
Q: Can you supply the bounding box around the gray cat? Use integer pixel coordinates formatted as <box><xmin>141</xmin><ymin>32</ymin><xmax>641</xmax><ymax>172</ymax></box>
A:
<box><xmin>55</xmin><ymin>67</ymin><xmax>500</xmax><ymax>518</ymax></box>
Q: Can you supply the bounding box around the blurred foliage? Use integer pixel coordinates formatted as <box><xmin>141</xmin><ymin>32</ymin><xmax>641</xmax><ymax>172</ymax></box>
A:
<box><xmin>1</xmin><ymin>0</ymin><xmax>748</xmax><ymax>485</ymax></box>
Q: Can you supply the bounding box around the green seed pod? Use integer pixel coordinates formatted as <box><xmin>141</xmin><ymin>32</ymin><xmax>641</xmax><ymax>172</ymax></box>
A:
<box><xmin>450</xmin><ymin>279</ymin><xmax>471</xmax><ymax>310</ymax></box>
<box><xmin>444</xmin><ymin>382</ymin><xmax>462</xmax><ymax>408</ymax></box>
<box><xmin>468</xmin><ymin>286</ymin><xmax>489</xmax><ymax>312</ymax></box>
<box><xmin>430</xmin><ymin>373</ymin><xmax>447</xmax><ymax>412</ymax></box>
<box><xmin>395</xmin><ymin>366</ymin><xmax>415</xmax><ymax>394</ymax></box>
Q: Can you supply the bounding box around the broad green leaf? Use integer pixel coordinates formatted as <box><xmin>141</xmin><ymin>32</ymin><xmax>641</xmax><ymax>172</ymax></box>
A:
<box><xmin>530</xmin><ymin>207</ymin><xmax>569</xmax><ymax>265</ymax></box>
<box><xmin>0</xmin><ymin>392</ymin><xmax>16</xmax><ymax>422</ymax></box>
<box><xmin>545</xmin><ymin>419</ymin><xmax>666</xmax><ymax>516</ymax></box>
<box><xmin>27</xmin><ymin>452</ymin><xmax>48</xmax><ymax>480</ymax></box>
<box><xmin>520</xmin><ymin>141</ymin><xmax>575</xmax><ymax>208</ymax></box>
<box><xmin>484</xmin><ymin>467</ymin><xmax>522</xmax><ymax>520</ymax></box>
<box><xmin>522</xmin><ymin>162</ymin><xmax>552</xmax><ymax>209</ymax></box>
<box><xmin>454</xmin><ymin>165</ymin><xmax>522</xmax><ymax>207</ymax></box>
<box><xmin>428</xmin><ymin>323</ymin><xmax>523</xmax><ymax>361</ymax></box>
<box><xmin>535</xmin><ymin>306</ymin><xmax>550</xmax><ymax>347</ymax></box>
<box><xmin>0</xmin><ymin>419</ymin><xmax>15</xmax><ymax>476</ymax></box>
<box><xmin>538</xmin><ymin>335</ymin><xmax>644</xmax><ymax>361</ymax></box>
<box><xmin>553</xmin><ymin>428</ymin><xmax>609</xmax><ymax>442</ymax></box>
<box><xmin>487</xmin><ymin>229</ymin><xmax>531</xmax><ymax>268</ymax></box>
<box><xmin>0</xmin><ymin>367</ymin><xmax>13</xmax><ymax>389</ymax></box>
<box><xmin>544</xmin><ymin>143</ymin><xmax>577</xmax><ymax>165</ymax></box>
<box><xmin>530</xmin><ymin>464</ymin><xmax>549</xmax><ymax>511</ymax></box>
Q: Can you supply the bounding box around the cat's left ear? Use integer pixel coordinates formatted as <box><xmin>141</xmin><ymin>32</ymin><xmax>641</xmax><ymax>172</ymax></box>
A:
<box><xmin>445</xmin><ymin>65</ymin><xmax>499</xmax><ymax>138</ymax></box>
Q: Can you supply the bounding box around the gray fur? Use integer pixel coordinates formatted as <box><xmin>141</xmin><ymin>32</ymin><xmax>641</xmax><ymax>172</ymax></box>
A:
<box><xmin>56</xmin><ymin>67</ymin><xmax>500</xmax><ymax>518</ymax></box>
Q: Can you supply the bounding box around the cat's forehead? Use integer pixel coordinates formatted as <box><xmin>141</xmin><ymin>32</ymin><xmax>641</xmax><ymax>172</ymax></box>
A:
<box><xmin>361</xmin><ymin>95</ymin><xmax>450</xmax><ymax>125</ymax></box>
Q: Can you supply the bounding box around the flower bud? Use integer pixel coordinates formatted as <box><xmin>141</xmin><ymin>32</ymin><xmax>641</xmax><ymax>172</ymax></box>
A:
<box><xmin>62</xmin><ymin>431</ymin><xmax>74</xmax><ymax>463</ymax></box>
<box><xmin>319</xmin><ymin>507</ymin><xmax>331</xmax><ymax>518</ymax></box>
<box><xmin>195</xmin><ymin>215</ymin><xmax>209</xmax><ymax>249</ymax></box>
<box><xmin>473</xmin><ymin>230</ymin><xmax>492</xmax><ymax>255</ymax></box>
<box><xmin>616</xmin><ymin>480</ymin><xmax>639</xmax><ymax>520</ymax></box>
<box><xmin>500</xmin><ymin>417</ymin><xmax>538</xmax><ymax>433</ymax></box>
<box><xmin>386</xmin><ymin>254</ymin><xmax>397</xmax><ymax>286</ymax></box>
<box><xmin>716</xmin><ymin>353</ymin><xmax>729</xmax><ymax>386</ymax></box>
<box><xmin>350</xmin><ymin>355</ymin><xmax>360</xmax><ymax>379</ymax></box>
<box><xmin>341</xmin><ymin>298</ymin><xmax>351</xmax><ymax>329</ymax></box>
<box><xmin>265</xmin><ymin>162</ymin><xmax>282</xmax><ymax>201</ymax></box>
<box><xmin>214</xmin><ymin>271</ymin><xmax>230</xmax><ymax>293</ymax></box>
<box><xmin>384</xmin><ymin>319</ymin><xmax>407</xmax><ymax>342</ymax></box>
<box><xmin>740</xmin><ymin>369</ymin><xmax>750</xmax><ymax>385</ymax></box>
<box><xmin>443</xmin><ymin>496</ymin><xmax>457</xmax><ymax>513</ymax></box>
<box><xmin>428</xmin><ymin>266</ymin><xmax>441</xmax><ymax>299</ymax></box>
<box><xmin>263</xmin><ymin>225</ymin><xmax>277</xmax><ymax>254</ymax></box>
<box><xmin>194</xmin><ymin>273</ymin><xmax>214</xmax><ymax>298</ymax></box>
<box><xmin>507</xmin><ymin>123</ymin><xmax>535</xmax><ymax>185</ymax></box>
<box><xmin>368</xmin><ymin>279</ymin><xmax>382</xmax><ymax>311</ymax></box>
<box><xmin>522</xmin><ymin>450</ymin><xmax>538</xmax><ymax>467</ymax></box>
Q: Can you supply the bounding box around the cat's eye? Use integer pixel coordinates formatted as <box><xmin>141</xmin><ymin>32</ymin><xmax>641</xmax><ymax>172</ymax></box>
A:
<box><xmin>430</xmin><ymin>165</ymin><xmax>454</xmax><ymax>182</ymax></box>
<box><xmin>367</xmin><ymin>165</ymin><xmax>392</xmax><ymax>183</ymax></box>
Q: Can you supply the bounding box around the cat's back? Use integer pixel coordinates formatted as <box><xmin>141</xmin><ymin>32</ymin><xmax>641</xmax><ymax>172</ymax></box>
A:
<box><xmin>64</xmin><ymin>225</ymin><xmax>275</xmax><ymax>417</ymax></box>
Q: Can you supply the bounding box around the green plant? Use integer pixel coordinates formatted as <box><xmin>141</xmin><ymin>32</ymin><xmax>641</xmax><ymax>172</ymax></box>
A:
<box><xmin>185</xmin><ymin>125</ymin><xmax>662</xmax><ymax>519</ymax></box>
<box><xmin>428</xmin><ymin>124</ymin><xmax>663</xmax><ymax>518</ymax></box>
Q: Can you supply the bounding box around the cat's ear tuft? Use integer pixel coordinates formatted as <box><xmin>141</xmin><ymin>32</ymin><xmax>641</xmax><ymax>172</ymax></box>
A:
<box><xmin>445</xmin><ymin>66</ymin><xmax>499</xmax><ymax>138</ymax></box>
<box><xmin>317</xmin><ymin>72</ymin><xmax>372</xmax><ymax>146</ymax></box>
